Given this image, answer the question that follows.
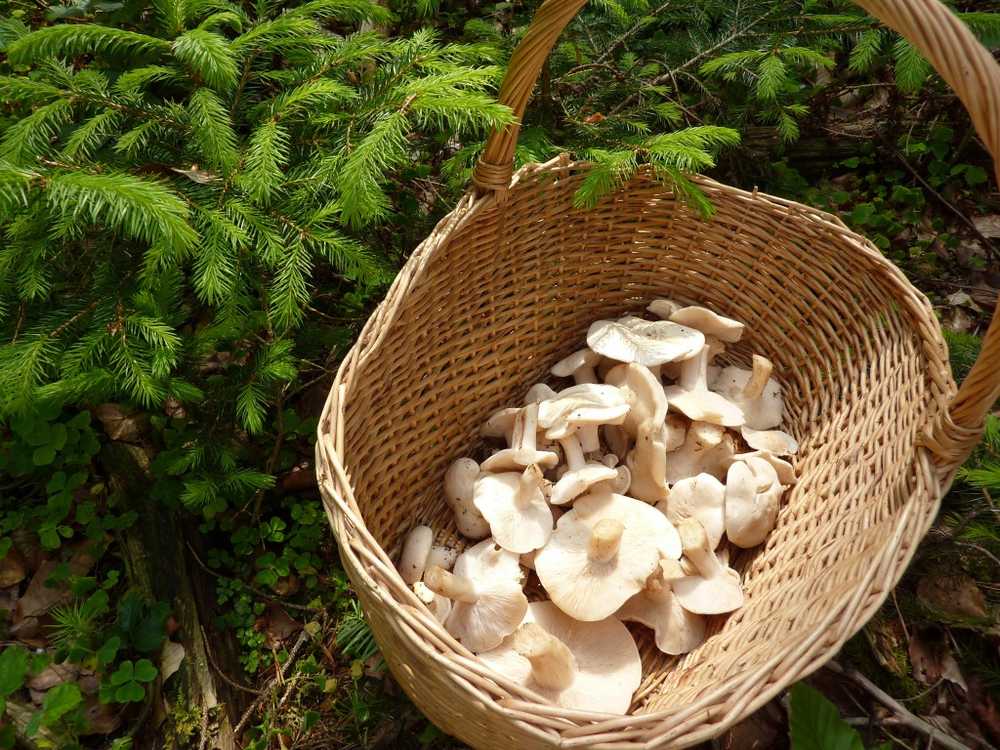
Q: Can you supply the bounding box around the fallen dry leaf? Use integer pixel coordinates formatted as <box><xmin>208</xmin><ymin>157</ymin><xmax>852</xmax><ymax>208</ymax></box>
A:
<box><xmin>160</xmin><ymin>640</ymin><xmax>186</xmax><ymax>684</ymax></box>
<box><xmin>262</xmin><ymin>604</ymin><xmax>301</xmax><ymax>648</ymax></box>
<box><xmin>909</xmin><ymin>628</ymin><xmax>967</xmax><ymax>691</ymax></box>
<box><xmin>14</xmin><ymin>543</ymin><xmax>102</xmax><ymax>635</ymax></box>
<box><xmin>0</xmin><ymin>545</ymin><xmax>27</xmax><ymax>587</ymax></box>
<box><xmin>865</xmin><ymin>616</ymin><xmax>909</xmax><ymax>677</ymax></box>
<box><xmin>27</xmin><ymin>661</ymin><xmax>79</xmax><ymax>691</ymax></box>
<box><xmin>918</xmin><ymin>574</ymin><xmax>989</xmax><ymax>620</ymax></box>
<box><xmin>968</xmin><ymin>676</ymin><xmax>1000</xmax><ymax>746</ymax></box>
<box><xmin>973</xmin><ymin>214</ymin><xmax>1000</xmax><ymax>238</ymax></box>
<box><xmin>81</xmin><ymin>697</ymin><xmax>122</xmax><ymax>735</ymax></box>
<box><xmin>93</xmin><ymin>403</ymin><xmax>148</xmax><ymax>442</ymax></box>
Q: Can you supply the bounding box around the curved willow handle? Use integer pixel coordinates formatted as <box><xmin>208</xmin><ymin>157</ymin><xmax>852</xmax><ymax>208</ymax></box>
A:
<box><xmin>474</xmin><ymin>0</ymin><xmax>1000</xmax><ymax>466</ymax></box>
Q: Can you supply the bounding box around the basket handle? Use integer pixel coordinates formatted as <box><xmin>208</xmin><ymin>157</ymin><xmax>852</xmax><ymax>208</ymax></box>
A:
<box><xmin>474</xmin><ymin>0</ymin><xmax>1000</xmax><ymax>465</ymax></box>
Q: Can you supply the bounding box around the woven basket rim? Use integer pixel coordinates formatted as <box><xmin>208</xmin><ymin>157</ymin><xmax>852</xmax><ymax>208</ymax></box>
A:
<box><xmin>314</xmin><ymin>156</ymin><xmax>960</xmax><ymax>747</ymax></box>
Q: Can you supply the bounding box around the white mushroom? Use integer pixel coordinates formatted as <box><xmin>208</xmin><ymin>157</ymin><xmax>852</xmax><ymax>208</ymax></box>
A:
<box><xmin>603</xmin><ymin>424</ymin><xmax>631</xmax><ymax>459</ymax></box>
<box><xmin>413</xmin><ymin>580</ymin><xmax>452</xmax><ymax>624</ymax></box>
<box><xmin>664</xmin><ymin>344</ymin><xmax>744</xmax><ymax>427</ymax></box>
<box><xmin>672</xmin><ymin>518</ymin><xmax>744</xmax><ymax>615</ymax></box>
<box><xmin>618</xmin><ymin>559</ymin><xmax>706</xmax><ymax>655</ymax></box>
<box><xmin>481</xmin><ymin>407</ymin><xmax>521</xmax><ymax>445</ymax></box>
<box><xmin>669</xmin><ymin>306</ymin><xmax>745</xmax><ymax>343</ymax></box>
<box><xmin>646</xmin><ymin>299</ymin><xmax>683</xmax><ymax>320</ymax></box>
<box><xmin>725</xmin><ymin>456</ymin><xmax>783</xmax><ymax>548</ymax></box>
<box><xmin>587</xmin><ymin>316</ymin><xmax>704</xmax><ymax>368</ymax></box>
<box><xmin>604</xmin><ymin>363</ymin><xmax>667</xmax><ymax>438</ymax></box>
<box><xmin>665</xmin><ymin>422</ymin><xmax>736</xmax><ymax>485</ymax></box>
<box><xmin>478</xmin><ymin>601</ymin><xmax>641</xmax><ymax>714</ymax></box>
<box><xmin>734</xmin><ymin>449</ymin><xmax>797</xmax><ymax>485</ymax></box>
<box><xmin>551</xmin><ymin>348</ymin><xmax>601</xmax><ymax>384</ymax></box>
<box><xmin>656</xmin><ymin>473</ymin><xmax>725</xmax><ymax>548</ymax></box>
<box><xmin>625</xmin><ymin>419</ymin><xmax>669</xmax><ymax>504</ymax></box>
<box><xmin>399</xmin><ymin>525</ymin><xmax>434</xmax><ymax>584</ymax></box>
<box><xmin>741</xmin><ymin>425</ymin><xmax>798</xmax><ymax>456</ymax></box>
<box><xmin>426</xmin><ymin>540</ymin><xmax>527</xmax><ymax>652</ymax></box>
<box><xmin>595</xmin><ymin>464</ymin><xmax>631</xmax><ymax>495</ymax></box>
<box><xmin>710</xmin><ymin>355</ymin><xmax>783</xmax><ymax>430</ymax></box>
<box><xmin>473</xmin><ymin>465</ymin><xmax>553</xmax><ymax>554</ymax></box>
<box><xmin>535</xmin><ymin>490</ymin><xmax>681</xmax><ymax>621</ymax></box>
<box><xmin>427</xmin><ymin>545</ymin><xmax>458</xmax><ymax>572</ymax></box>
<box><xmin>481</xmin><ymin>403</ymin><xmax>559</xmax><ymax>472</ymax></box>
<box><xmin>524</xmin><ymin>383</ymin><xmax>558</xmax><ymax>404</ymax></box>
<box><xmin>537</xmin><ymin>383</ymin><xmax>629</xmax><ymax>453</ymax></box>
<box><xmin>663</xmin><ymin>413</ymin><xmax>687</xmax><ymax>451</ymax></box>
<box><xmin>444</xmin><ymin>458</ymin><xmax>490</xmax><ymax>540</ymax></box>
<box><xmin>550</xmin><ymin>434</ymin><xmax>617</xmax><ymax>506</ymax></box>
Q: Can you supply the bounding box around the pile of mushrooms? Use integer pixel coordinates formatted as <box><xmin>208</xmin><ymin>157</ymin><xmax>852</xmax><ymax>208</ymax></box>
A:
<box><xmin>396</xmin><ymin>300</ymin><xmax>798</xmax><ymax>714</ymax></box>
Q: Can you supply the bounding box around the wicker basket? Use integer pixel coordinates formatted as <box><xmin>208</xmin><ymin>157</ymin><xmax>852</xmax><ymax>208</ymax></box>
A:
<box><xmin>315</xmin><ymin>0</ymin><xmax>1000</xmax><ymax>746</ymax></box>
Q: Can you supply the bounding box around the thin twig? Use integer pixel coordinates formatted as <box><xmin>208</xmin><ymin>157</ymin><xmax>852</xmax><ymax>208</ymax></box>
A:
<box><xmin>595</xmin><ymin>0</ymin><xmax>675</xmax><ymax>64</ymax></box>
<box><xmin>827</xmin><ymin>661</ymin><xmax>971</xmax><ymax>750</ymax></box>
<box><xmin>955</xmin><ymin>541</ymin><xmax>1000</xmax><ymax>569</ymax></box>
<box><xmin>202</xmin><ymin>626</ymin><xmax>265</xmax><ymax>696</ymax></box>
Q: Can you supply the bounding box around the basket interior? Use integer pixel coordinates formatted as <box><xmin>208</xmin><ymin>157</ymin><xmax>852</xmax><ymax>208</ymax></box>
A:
<box><xmin>334</xmin><ymin>165</ymin><xmax>950</xmax><ymax>715</ymax></box>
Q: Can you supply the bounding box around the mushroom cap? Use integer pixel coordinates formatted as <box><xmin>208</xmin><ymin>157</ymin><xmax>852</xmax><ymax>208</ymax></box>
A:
<box><xmin>741</xmin><ymin>426</ymin><xmax>798</xmax><ymax>456</ymax></box>
<box><xmin>669</xmin><ymin>306</ymin><xmax>745</xmax><ymax>343</ymax></box>
<box><xmin>664</xmin><ymin>424</ymin><xmax>736</xmax><ymax>485</ymax></box>
<box><xmin>537</xmin><ymin>384</ymin><xmax>629</xmax><ymax>440</ymax></box>
<box><xmin>663</xmin><ymin>413</ymin><xmax>688</xmax><ymax>452</ymax></box>
<box><xmin>618</xmin><ymin>560</ymin><xmax>706</xmax><ymax>655</ymax></box>
<box><xmin>535</xmin><ymin>491</ymin><xmax>681</xmax><ymax>621</ymax></box>
<box><xmin>656</xmin><ymin>473</ymin><xmax>725</xmax><ymax>548</ymax></box>
<box><xmin>399</xmin><ymin>525</ymin><xmax>434</xmax><ymax>584</ymax></box>
<box><xmin>671</xmin><ymin>519</ymin><xmax>744</xmax><ymax>615</ymax></box>
<box><xmin>478</xmin><ymin>601</ymin><xmax>641</xmax><ymax>714</ymax></box>
<box><xmin>481</xmin><ymin>447</ymin><xmax>559</xmax><ymax>472</ymax></box>
<box><xmin>663</xmin><ymin>384</ymin><xmax>744</xmax><ymax>427</ymax></box>
<box><xmin>427</xmin><ymin>545</ymin><xmax>458</xmax><ymax>571</ymax></box>
<box><xmin>709</xmin><ymin>365</ymin><xmax>783</xmax><ymax>430</ymax></box>
<box><xmin>605</xmin><ymin>363</ymin><xmax>668</xmax><ymax>438</ymax></box>
<box><xmin>473</xmin><ymin>468</ymin><xmax>554</xmax><ymax>553</ymax></box>
<box><xmin>443</xmin><ymin>540</ymin><xmax>528</xmax><ymax>652</ymax></box>
<box><xmin>625</xmin><ymin>420</ymin><xmax>669</xmax><ymax>504</ymax></box>
<box><xmin>646</xmin><ymin>299</ymin><xmax>683</xmax><ymax>320</ymax></box>
<box><xmin>481</xmin><ymin>407</ymin><xmax>521</xmax><ymax>442</ymax></box>
<box><xmin>524</xmin><ymin>383</ymin><xmax>558</xmax><ymax>404</ymax></box>
<box><xmin>413</xmin><ymin>581</ymin><xmax>452</xmax><ymax>624</ymax></box>
<box><xmin>550</xmin><ymin>464</ymin><xmax>618</xmax><ymax>506</ymax></box>
<box><xmin>551</xmin><ymin>348</ymin><xmax>601</xmax><ymax>377</ymax></box>
<box><xmin>587</xmin><ymin>316</ymin><xmax>705</xmax><ymax>367</ymax></box>
<box><xmin>734</xmin><ymin>449</ymin><xmax>797</xmax><ymax>485</ymax></box>
<box><xmin>724</xmin><ymin>459</ymin><xmax>781</xmax><ymax>548</ymax></box>
<box><xmin>444</xmin><ymin>458</ymin><xmax>491</xmax><ymax>540</ymax></box>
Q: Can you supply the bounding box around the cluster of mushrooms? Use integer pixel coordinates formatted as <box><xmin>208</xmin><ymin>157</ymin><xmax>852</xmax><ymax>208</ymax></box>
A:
<box><xmin>396</xmin><ymin>300</ymin><xmax>799</xmax><ymax>714</ymax></box>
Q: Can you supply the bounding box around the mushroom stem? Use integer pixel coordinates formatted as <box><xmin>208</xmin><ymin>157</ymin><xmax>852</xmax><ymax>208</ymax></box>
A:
<box><xmin>514</xmin><ymin>465</ymin><xmax>542</xmax><ymax>509</ymax></box>
<box><xmin>587</xmin><ymin>519</ymin><xmax>625</xmax><ymax>563</ymax></box>
<box><xmin>559</xmin><ymin>435</ymin><xmax>586</xmax><ymax>471</ymax></box>
<box><xmin>423</xmin><ymin>565</ymin><xmax>478</xmax><ymax>603</ymax></box>
<box><xmin>647</xmin><ymin>364</ymin><xmax>662</xmax><ymax>381</ymax></box>
<box><xmin>678</xmin><ymin>347</ymin><xmax>709</xmax><ymax>391</ymax></box>
<box><xmin>742</xmin><ymin>355</ymin><xmax>773</xmax><ymax>400</ymax></box>
<box><xmin>677</xmin><ymin>518</ymin><xmax>718</xmax><ymax>578</ymax></box>
<box><xmin>574</xmin><ymin>366</ymin><xmax>598</xmax><ymax>385</ymax></box>
<box><xmin>578</xmin><ymin>425</ymin><xmax>600</xmax><ymax>453</ymax></box>
<box><xmin>518</xmin><ymin>403</ymin><xmax>540</xmax><ymax>451</ymax></box>
<box><xmin>512</xmin><ymin>623</ymin><xmax>577</xmax><ymax>691</ymax></box>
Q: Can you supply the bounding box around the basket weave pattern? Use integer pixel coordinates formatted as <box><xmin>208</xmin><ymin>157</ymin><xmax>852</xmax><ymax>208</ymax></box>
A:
<box><xmin>316</xmin><ymin>1</ymin><xmax>1000</xmax><ymax>746</ymax></box>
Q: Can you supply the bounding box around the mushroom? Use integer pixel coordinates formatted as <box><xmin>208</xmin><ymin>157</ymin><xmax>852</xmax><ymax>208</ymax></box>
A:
<box><xmin>618</xmin><ymin>559</ymin><xmax>706</xmax><ymax>655</ymax></box>
<box><xmin>481</xmin><ymin>407</ymin><xmax>521</xmax><ymax>445</ymax></box>
<box><xmin>477</xmin><ymin>601</ymin><xmax>641</xmax><ymax>714</ymax></box>
<box><xmin>656</xmin><ymin>473</ymin><xmax>725</xmax><ymax>548</ymax></box>
<box><xmin>519</xmin><ymin>508</ymin><xmax>564</xmax><ymax>570</ymax></box>
<box><xmin>664</xmin><ymin>422</ymin><xmax>736</xmax><ymax>485</ymax></box>
<box><xmin>426</xmin><ymin>539</ymin><xmax>528</xmax><ymax>652</ymax></box>
<box><xmin>741</xmin><ymin>425</ymin><xmax>798</xmax><ymax>456</ymax></box>
<box><xmin>600</xmin><ymin>453</ymin><xmax>619</xmax><ymax>468</ymax></box>
<box><xmin>587</xmin><ymin>316</ymin><xmax>704</xmax><ymax>369</ymax></box>
<box><xmin>427</xmin><ymin>545</ymin><xmax>458</xmax><ymax>572</ymax></box>
<box><xmin>537</xmin><ymin>383</ymin><xmax>629</xmax><ymax>453</ymax></box>
<box><xmin>413</xmin><ymin>581</ymin><xmax>452</xmax><ymax>624</ymax></box>
<box><xmin>535</xmin><ymin>490</ymin><xmax>681</xmax><ymax>621</ymax></box>
<box><xmin>524</xmin><ymin>383</ymin><xmax>558</xmax><ymax>404</ymax></box>
<box><xmin>444</xmin><ymin>458</ymin><xmax>490</xmax><ymax>540</ymax></box>
<box><xmin>725</xmin><ymin>456</ymin><xmax>782</xmax><ymax>548</ymax></box>
<box><xmin>481</xmin><ymin>403</ymin><xmax>559</xmax><ymax>472</ymax></box>
<box><xmin>603</xmin><ymin>424</ymin><xmax>631</xmax><ymax>459</ymax></box>
<box><xmin>399</xmin><ymin>525</ymin><xmax>434</xmax><ymax>584</ymax></box>
<box><xmin>671</xmin><ymin>518</ymin><xmax>744</xmax><ymax>615</ymax></box>
<box><xmin>646</xmin><ymin>299</ymin><xmax>683</xmax><ymax>320</ymax></box>
<box><xmin>709</xmin><ymin>355</ymin><xmax>782</xmax><ymax>430</ymax></box>
<box><xmin>734</xmin><ymin>449</ymin><xmax>797</xmax><ymax>485</ymax></box>
<box><xmin>669</xmin><ymin>306</ymin><xmax>745</xmax><ymax>343</ymax></box>
<box><xmin>664</xmin><ymin>413</ymin><xmax>687</xmax><ymax>451</ymax></box>
<box><xmin>663</xmin><ymin>342</ymin><xmax>744</xmax><ymax>427</ymax></box>
<box><xmin>551</xmin><ymin>348</ymin><xmax>601</xmax><ymax>385</ymax></box>
<box><xmin>550</xmin><ymin>434</ymin><xmax>617</xmax><ymax>506</ymax></box>
<box><xmin>625</xmin><ymin>419</ymin><xmax>669</xmax><ymax>504</ymax></box>
<box><xmin>604</xmin><ymin>363</ymin><xmax>667</xmax><ymax>438</ymax></box>
<box><xmin>595</xmin><ymin>464</ymin><xmax>631</xmax><ymax>495</ymax></box>
<box><xmin>473</xmin><ymin>465</ymin><xmax>553</xmax><ymax>554</ymax></box>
